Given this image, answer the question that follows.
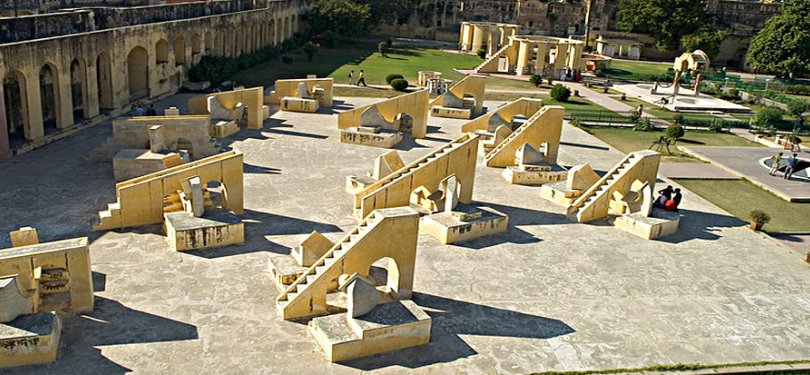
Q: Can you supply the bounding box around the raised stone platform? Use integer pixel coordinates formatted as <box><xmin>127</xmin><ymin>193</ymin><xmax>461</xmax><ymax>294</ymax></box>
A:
<box><xmin>0</xmin><ymin>312</ymin><xmax>61</xmax><ymax>369</ymax></box>
<box><xmin>281</xmin><ymin>97</ymin><xmax>319</xmax><ymax>113</ymax></box>
<box><xmin>307</xmin><ymin>300</ymin><xmax>431</xmax><ymax>362</ymax></box>
<box><xmin>340</xmin><ymin>128</ymin><xmax>403</xmax><ymax>149</ymax></box>
<box><xmin>209</xmin><ymin>120</ymin><xmax>239</xmax><ymax>138</ymax></box>
<box><xmin>503</xmin><ymin>164</ymin><xmax>568</xmax><ymax>185</ymax></box>
<box><xmin>345</xmin><ymin>175</ymin><xmax>377</xmax><ymax>194</ymax></box>
<box><xmin>267</xmin><ymin>253</ymin><xmax>308</xmax><ymax>292</ymax></box>
<box><xmin>431</xmin><ymin>106</ymin><xmax>472</xmax><ymax>119</ymax></box>
<box><xmin>614</xmin><ymin>208</ymin><xmax>680</xmax><ymax>240</ymax></box>
<box><xmin>164</xmin><ymin>209</ymin><xmax>244</xmax><ymax>251</ymax></box>
<box><xmin>540</xmin><ymin>181</ymin><xmax>584</xmax><ymax>207</ymax></box>
<box><xmin>420</xmin><ymin>205</ymin><xmax>509</xmax><ymax>244</ymax></box>
<box><xmin>112</xmin><ymin>149</ymin><xmax>185</xmax><ymax>182</ymax></box>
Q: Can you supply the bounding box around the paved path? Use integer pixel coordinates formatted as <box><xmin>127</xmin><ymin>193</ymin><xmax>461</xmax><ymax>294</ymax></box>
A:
<box><xmin>559</xmin><ymin>81</ymin><xmax>669</xmax><ymax>125</ymax></box>
<box><xmin>658</xmin><ymin>162</ymin><xmax>741</xmax><ymax>180</ymax></box>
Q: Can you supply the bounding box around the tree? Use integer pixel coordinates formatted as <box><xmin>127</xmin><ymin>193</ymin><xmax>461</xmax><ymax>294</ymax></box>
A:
<box><xmin>747</xmin><ymin>0</ymin><xmax>810</xmax><ymax>75</ymax></box>
<box><xmin>681</xmin><ymin>28</ymin><xmax>727</xmax><ymax>57</ymax></box>
<box><xmin>665</xmin><ymin>124</ymin><xmax>685</xmax><ymax>142</ymax></box>
<box><xmin>309</xmin><ymin>0</ymin><xmax>372</xmax><ymax>38</ymax></box>
<box><xmin>754</xmin><ymin>106</ymin><xmax>785</xmax><ymax>127</ymax></box>
<box><xmin>302</xmin><ymin>42</ymin><xmax>320</xmax><ymax>61</ymax></box>
<box><xmin>378</xmin><ymin>41</ymin><xmax>388</xmax><ymax>57</ymax></box>
<box><xmin>359</xmin><ymin>0</ymin><xmax>412</xmax><ymax>25</ymax></box>
<box><xmin>617</xmin><ymin>0</ymin><xmax>716</xmax><ymax>51</ymax></box>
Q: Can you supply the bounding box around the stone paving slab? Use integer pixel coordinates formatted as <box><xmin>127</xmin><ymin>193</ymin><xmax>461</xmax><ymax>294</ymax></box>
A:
<box><xmin>658</xmin><ymin>162</ymin><xmax>741</xmax><ymax>180</ymax></box>
<box><xmin>681</xmin><ymin>146</ymin><xmax>810</xmax><ymax>202</ymax></box>
<box><xmin>0</xmin><ymin>94</ymin><xmax>808</xmax><ymax>374</ymax></box>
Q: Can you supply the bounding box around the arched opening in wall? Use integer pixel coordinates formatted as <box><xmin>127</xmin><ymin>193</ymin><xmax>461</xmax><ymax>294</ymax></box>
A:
<box><xmin>285</xmin><ymin>17</ymin><xmax>292</xmax><ymax>40</ymax></box>
<box><xmin>367</xmin><ymin>257</ymin><xmax>402</xmax><ymax>295</ymax></box>
<box><xmin>96</xmin><ymin>52</ymin><xmax>114</xmax><ymax>110</ymax></box>
<box><xmin>38</xmin><ymin>63</ymin><xmax>60</xmax><ymax>134</ymax></box>
<box><xmin>155</xmin><ymin>39</ymin><xmax>169</xmax><ymax>64</ymax></box>
<box><xmin>3</xmin><ymin>70</ymin><xmax>29</xmax><ymax>146</ymax></box>
<box><xmin>175</xmin><ymin>137</ymin><xmax>193</xmax><ymax>159</ymax></box>
<box><xmin>269</xmin><ymin>20</ymin><xmax>276</xmax><ymax>45</ymax></box>
<box><xmin>214</xmin><ymin>31</ymin><xmax>225</xmax><ymax>56</ymax></box>
<box><xmin>280</xmin><ymin>18</ymin><xmax>287</xmax><ymax>42</ymax></box>
<box><xmin>127</xmin><ymin>46</ymin><xmax>149</xmax><ymax>100</ymax></box>
<box><xmin>191</xmin><ymin>33</ymin><xmax>202</xmax><ymax>56</ymax></box>
<box><xmin>70</xmin><ymin>58</ymin><xmax>88</xmax><ymax>123</ymax></box>
<box><xmin>174</xmin><ymin>36</ymin><xmax>187</xmax><ymax>66</ymax></box>
<box><xmin>257</xmin><ymin>24</ymin><xmax>264</xmax><ymax>50</ymax></box>
<box><xmin>232</xmin><ymin>28</ymin><xmax>241</xmax><ymax>57</ymax></box>
<box><xmin>204</xmin><ymin>31</ymin><xmax>213</xmax><ymax>53</ymax></box>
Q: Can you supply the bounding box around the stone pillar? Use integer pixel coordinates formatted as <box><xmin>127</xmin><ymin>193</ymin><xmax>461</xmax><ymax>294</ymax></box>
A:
<box><xmin>56</xmin><ymin>67</ymin><xmax>74</xmax><ymax>129</ymax></box>
<box><xmin>148</xmin><ymin>125</ymin><xmax>165</xmax><ymax>153</ymax></box>
<box><xmin>85</xmin><ymin>59</ymin><xmax>100</xmax><ymax>119</ymax></box>
<box><xmin>673</xmin><ymin>70</ymin><xmax>682</xmax><ymax>96</ymax></box>
<box><xmin>569</xmin><ymin>43</ymin><xmax>583</xmax><ymax>69</ymax></box>
<box><xmin>554</xmin><ymin>43</ymin><xmax>569</xmax><ymax>71</ymax></box>
<box><xmin>534</xmin><ymin>44</ymin><xmax>551</xmax><ymax>73</ymax></box>
<box><xmin>459</xmin><ymin>23</ymin><xmax>470</xmax><ymax>51</ymax></box>
<box><xmin>515</xmin><ymin>41</ymin><xmax>531</xmax><ymax>76</ymax></box>
<box><xmin>0</xmin><ymin>85</ymin><xmax>11</xmax><ymax>162</ymax></box>
<box><xmin>24</xmin><ymin>72</ymin><xmax>44</xmax><ymax>140</ymax></box>
<box><xmin>487</xmin><ymin>28</ymin><xmax>500</xmax><ymax>56</ymax></box>
<box><xmin>471</xmin><ymin>25</ymin><xmax>484</xmax><ymax>52</ymax></box>
<box><xmin>694</xmin><ymin>73</ymin><xmax>703</xmax><ymax>96</ymax></box>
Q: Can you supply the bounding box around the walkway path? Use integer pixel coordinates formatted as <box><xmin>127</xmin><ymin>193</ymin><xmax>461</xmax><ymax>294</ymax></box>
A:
<box><xmin>658</xmin><ymin>162</ymin><xmax>741</xmax><ymax>180</ymax></box>
<box><xmin>559</xmin><ymin>81</ymin><xmax>669</xmax><ymax>125</ymax></box>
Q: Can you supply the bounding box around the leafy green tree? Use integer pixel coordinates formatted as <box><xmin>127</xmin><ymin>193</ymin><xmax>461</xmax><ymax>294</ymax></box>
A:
<box><xmin>359</xmin><ymin>0</ymin><xmax>413</xmax><ymax>25</ymax></box>
<box><xmin>747</xmin><ymin>0</ymin><xmax>810</xmax><ymax>75</ymax></box>
<box><xmin>309</xmin><ymin>0</ymin><xmax>372</xmax><ymax>38</ymax></box>
<box><xmin>617</xmin><ymin>0</ymin><xmax>714</xmax><ymax>51</ymax></box>
<box><xmin>754</xmin><ymin>106</ymin><xmax>785</xmax><ymax>127</ymax></box>
<box><xmin>302</xmin><ymin>42</ymin><xmax>320</xmax><ymax>61</ymax></box>
<box><xmin>681</xmin><ymin>28</ymin><xmax>727</xmax><ymax>57</ymax></box>
<box><xmin>665</xmin><ymin>124</ymin><xmax>685</xmax><ymax>141</ymax></box>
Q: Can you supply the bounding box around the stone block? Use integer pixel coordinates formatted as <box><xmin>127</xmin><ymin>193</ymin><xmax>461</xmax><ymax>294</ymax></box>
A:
<box><xmin>566</xmin><ymin>163</ymin><xmax>600</xmax><ymax>191</ymax></box>
<box><xmin>0</xmin><ymin>277</ymin><xmax>35</xmax><ymax>323</ymax></box>
<box><xmin>267</xmin><ymin>254</ymin><xmax>308</xmax><ymax>292</ymax></box>
<box><xmin>540</xmin><ymin>181</ymin><xmax>582</xmax><ymax>207</ymax></box>
<box><xmin>292</xmin><ymin>231</ymin><xmax>334</xmax><ymax>267</ymax></box>
<box><xmin>307</xmin><ymin>300</ymin><xmax>431</xmax><ymax>362</ymax></box>
<box><xmin>164</xmin><ymin>209</ymin><xmax>244</xmax><ymax>251</ymax></box>
<box><xmin>9</xmin><ymin>227</ymin><xmax>38</xmax><ymax>248</ymax></box>
<box><xmin>281</xmin><ymin>97</ymin><xmax>319</xmax><ymax>113</ymax></box>
<box><xmin>210</xmin><ymin>120</ymin><xmax>239</xmax><ymax>138</ymax></box>
<box><xmin>431</xmin><ymin>106</ymin><xmax>472</xmax><ymax>119</ymax></box>
<box><xmin>502</xmin><ymin>165</ymin><xmax>567</xmax><ymax>185</ymax></box>
<box><xmin>613</xmin><ymin>208</ymin><xmax>680</xmax><ymax>240</ymax></box>
<box><xmin>345</xmin><ymin>175</ymin><xmax>377</xmax><ymax>194</ymax></box>
<box><xmin>0</xmin><ymin>312</ymin><xmax>61</xmax><ymax>369</ymax></box>
<box><xmin>113</xmin><ymin>149</ymin><xmax>185</xmax><ymax>182</ymax></box>
<box><xmin>420</xmin><ymin>205</ymin><xmax>509</xmax><ymax>244</ymax></box>
<box><xmin>340</xmin><ymin>129</ymin><xmax>403</xmax><ymax>149</ymax></box>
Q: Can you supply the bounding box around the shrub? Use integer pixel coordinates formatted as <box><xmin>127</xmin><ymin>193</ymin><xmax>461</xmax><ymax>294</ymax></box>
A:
<box><xmin>748</xmin><ymin>209</ymin><xmax>771</xmax><ymax>229</ymax></box>
<box><xmin>754</xmin><ymin>106</ymin><xmax>784</xmax><ymax>127</ymax></box>
<box><xmin>620</xmin><ymin>93</ymin><xmax>626</xmax><ymax>101</ymax></box>
<box><xmin>665</xmin><ymin>124</ymin><xmax>685</xmax><ymax>140</ymax></box>
<box><xmin>319</xmin><ymin>31</ymin><xmax>339</xmax><ymax>48</ymax></box>
<box><xmin>385</xmin><ymin>38</ymin><xmax>393</xmax><ymax>49</ymax></box>
<box><xmin>788</xmin><ymin>101</ymin><xmax>809</xmax><ymax>118</ymax></box>
<box><xmin>546</xmin><ymin>76</ymin><xmax>554</xmax><ymax>85</ymax></box>
<box><xmin>672</xmin><ymin>113</ymin><xmax>684</xmax><ymax>124</ymax></box>
<box><xmin>187</xmin><ymin>46</ymin><xmax>280</xmax><ymax>87</ymax></box>
<box><xmin>708</xmin><ymin>119</ymin><xmax>726</xmax><ymax>132</ymax></box>
<box><xmin>574</xmin><ymin>90</ymin><xmax>580</xmax><ymax>97</ymax></box>
<box><xmin>550</xmin><ymin>84</ymin><xmax>571</xmax><ymax>102</ymax></box>
<box><xmin>570</xmin><ymin>117</ymin><xmax>583</xmax><ymax>128</ymax></box>
<box><xmin>302</xmin><ymin>41</ymin><xmax>320</xmax><ymax>61</ymax></box>
<box><xmin>281</xmin><ymin>55</ymin><xmax>294</xmax><ymax>64</ymax></box>
<box><xmin>633</xmin><ymin>118</ymin><xmax>654</xmax><ymax>131</ymax></box>
<box><xmin>385</xmin><ymin>74</ymin><xmax>404</xmax><ymax>84</ymax></box>
<box><xmin>529</xmin><ymin>74</ymin><xmax>543</xmax><ymax>87</ymax></box>
<box><xmin>378</xmin><ymin>41</ymin><xmax>388</xmax><ymax>56</ymax></box>
<box><xmin>785</xmin><ymin>84</ymin><xmax>810</xmax><ymax>96</ymax></box>
<box><xmin>390</xmin><ymin>78</ymin><xmax>409</xmax><ymax>91</ymax></box>
<box><xmin>476</xmin><ymin>48</ymin><xmax>487</xmax><ymax>59</ymax></box>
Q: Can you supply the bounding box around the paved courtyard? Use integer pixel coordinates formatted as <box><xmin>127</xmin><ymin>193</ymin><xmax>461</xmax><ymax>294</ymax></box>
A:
<box><xmin>1</xmin><ymin>95</ymin><xmax>809</xmax><ymax>374</ymax></box>
<box><xmin>682</xmin><ymin>146</ymin><xmax>810</xmax><ymax>202</ymax></box>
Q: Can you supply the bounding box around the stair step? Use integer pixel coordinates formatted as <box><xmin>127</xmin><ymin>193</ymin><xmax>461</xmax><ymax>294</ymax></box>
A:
<box><xmin>296</xmin><ymin>283</ymin><xmax>307</xmax><ymax>293</ymax></box>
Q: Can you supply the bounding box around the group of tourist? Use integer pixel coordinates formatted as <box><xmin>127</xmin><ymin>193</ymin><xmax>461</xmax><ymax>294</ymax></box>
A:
<box><xmin>768</xmin><ymin>152</ymin><xmax>801</xmax><ymax>180</ymax></box>
<box><xmin>559</xmin><ymin>68</ymin><xmax>582</xmax><ymax>82</ymax></box>
<box><xmin>133</xmin><ymin>104</ymin><xmax>159</xmax><ymax>117</ymax></box>
<box><xmin>654</xmin><ymin>185</ymin><xmax>682</xmax><ymax>211</ymax></box>
<box><xmin>347</xmin><ymin>70</ymin><xmax>367</xmax><ymax>87</ymax></box>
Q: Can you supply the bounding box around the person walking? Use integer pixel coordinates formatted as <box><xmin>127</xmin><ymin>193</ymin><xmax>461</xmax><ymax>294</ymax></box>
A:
<box><xmin>357</xmin><ymin>70</ymin><xmax>367</xmax><ymax>87</ymax></box>
<box><xmin>784</xmin><ymin>153</ymin><xmax>799</xmax><ymax>180</ymax></box>
<box><xmin>348</xmin><ymin>70</ymin><xmax>355</xmax><ymax>85</ymax></box>
<box><xmin>769</xmin><ymin>152</ymin><xmax>783</xmax><ymax>176</ymax></box>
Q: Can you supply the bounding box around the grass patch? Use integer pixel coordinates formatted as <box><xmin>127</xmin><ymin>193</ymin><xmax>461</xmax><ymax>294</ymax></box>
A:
<box><xmin>230</xmin><ymin>42</ymin><xmax>482</xmax><ymax>87</ymax></box>
<box><xmin>486</xmin><ymin>77</ymin><xmax>544</xmax><ymax>91</ymax></box>
<box><xmin>675</xmin><ymin>178</ymin><xmax>810</xmax><ymax>233</ymax></box>
<box><xmin>600</xmin><ymin>59</ymin><xmax>671</xmax><ymax>81</ymax></box>
<box><xmin>333</xmin><ymin>86</ymin><xmax>400</xmax><ymax>98</ymax></box>
<box><xmin>586</xmin><ymin>126</ymin><xmax>761</xmax><ymax>162</ymax></box>
<box><xmin>483</xmin><ymin>92</ymin><xmax>544</xmax><ymax>101</ymax></box>
<box><xmin>530</xmin><ymin>359</ymin><xmax>810</xmax><ymax>375</ymax></box>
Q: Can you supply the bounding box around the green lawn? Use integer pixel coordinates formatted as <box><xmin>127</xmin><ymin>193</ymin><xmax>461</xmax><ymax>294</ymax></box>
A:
<box><xmin>675</xmin><ymin>179</ymin><xmax>810</xmax><ymax>233</ymax></box>
<box><xmin>586</xmin><ymin>126</ymin><xmax>761</xmax><ymax>162</ymax></box>
<box><xmin>333</xmin><ymin>86</ymin><xmax>401</xmax><ymax>98</ymax></box>
<box><xmin>600</xmin><ymin>59</ymin><xmax>671</xmax><ymax>80</ymax></box>
<box><xmin>485</xmin><ymin>77</ymin><xmax>545</xmax><ymax>91</ymax></box>
<box><xmin>230</xmin><ymin>42</ymin><xmax>482</xmax><ymax>87</ymax></box>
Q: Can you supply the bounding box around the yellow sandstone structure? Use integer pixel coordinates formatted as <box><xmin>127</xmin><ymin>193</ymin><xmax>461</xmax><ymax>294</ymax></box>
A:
<box><xmin>266</xmin><ymin>78</ymin><xmax>334</xmax><ymax>113</ymax></box>
<box><xmin>459</xmin><ymin>21</ymin><xmax>520</xmax><ymax>57</ymax></box>
<box><xmin>188</xmin><ymin>87</ymin><xmax>268</xmax><ymax>132</ymax></box>
<box><xmin>674</xmin><ymin>50</ymin><xmax>711</xmax><ymax>74</ymax></box>
<box><xmin>542</xmin><ymin>150</ymin><xmax>679</xmax><ymax>240</ymax></box>
<box><xmin>474</xmin><ymin>35</ymin><xmax>584</xmax><ymax>77</ymax></box>
<box><xmin>338</xmin><ymin>90</ymin><xmax>430</xmax><ymax>148</ymax></box>
<box><xmin>483</xmin><ymin>106</ymin><xmax>567</xmax><ymax>185</ymax></box>
<box><xmin>0</xmin><ymin>232</ymin><xmax>94</xmax><ymax>369</ymax></box>
<box><xmin>349</xmin><ymin>134</ymin><xmax>480</xmax><ymax>220</ymax></box>
<box><xmin>93</xmin><ymin>150</ymin><xmax>243</xmax><ymax>231</ymax></box>
<box><xmin>270</xmin><ymin>207</ymin><xmax>432</xmax><ymax>362</ymax></box>
<box><xmin>429</xmin><ymin>75</ymin><xmax>486</xmax><ymax>119</ymax></box>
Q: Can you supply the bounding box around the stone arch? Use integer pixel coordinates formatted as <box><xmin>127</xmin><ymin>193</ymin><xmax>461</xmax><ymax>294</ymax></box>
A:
<box><xmin>3</xmin><ymin>70</ymin><xmax>30</xmax><ymax>143</ymax></box>
<box><xmin>155</xmin><ymin>39</ymin><xmax>169</xmax><ymax>64</ymax></box>
<box><xmin>367</xmin><ymin>256</ymin><xmax>403</xmax><ymax>295</ymax></box>
<box><xmin>127</xmin><ymin>46</ymin><xmax>149</xmax><ymax>99</ymax></box>
<box><xmin>214</xmin><ymin>30</ymin><xmax>225</xmax><ymax>56</ymax></box>
<box><xmin>174</xmin><ymin>36</ymin><xmax>187</xmax><ymax>66</ymax></box>
<box><xmin>204</xmin><ymin>31</ymin><xmax>213</xmax><ymax>53</ymax></box>
<box><xmin>69</xmin><ymin>58</ymin><xmax>89</xmax><ymax>122</ymax></box>
<box><xmin>96</xmin><ymin>52</ymin><xmax>114</xmax><ymax>110</ymax></box>
<box><xmin>191</xmin><ymin>33</ymin><xmax>202</xmax><ymax>55</ymax></box>
<box><xmin>38</xmin><ymin>63</ymin><xmax>62</xmax><ymax>133</ymax></box>
<box><xmin>270</xmin><ymin>19</ymin><xmax>277</xmax><ymax>46</ymax></box>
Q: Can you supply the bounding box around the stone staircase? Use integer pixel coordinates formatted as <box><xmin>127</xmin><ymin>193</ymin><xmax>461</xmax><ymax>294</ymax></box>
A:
<box><xmin>276</xmin><ymin>211</ymin><xmax>385</xmax><ymax>320</ymax></box>
<box><xmin>483</xmin><ymin>110</ymin><xmax>543</xmax><ymax>164</ymax></box>
<box><xmin>38</xmin><ymin>266</ymin><xmax>72</xmax><ymax>311</ymax></box>
<box><xmin>567</xmin><ymin>152</ymin><xmax>641</xmax><ymax>223</ymax></box>
<box><xmin>474</xmin><ymin>44</ymin><xmax>511</xmax><ymax>73</ymax></box>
